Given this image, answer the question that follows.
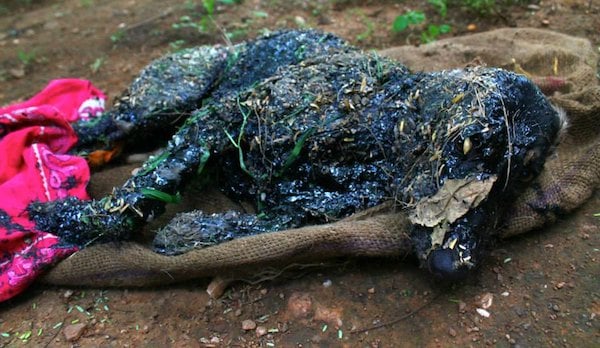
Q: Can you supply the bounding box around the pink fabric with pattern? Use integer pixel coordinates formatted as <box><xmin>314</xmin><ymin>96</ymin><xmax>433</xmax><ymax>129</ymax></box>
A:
<box><xmin>0</xmin><ymin>79</ymin><xmax>104</xmax><ymax>302</ymax></box>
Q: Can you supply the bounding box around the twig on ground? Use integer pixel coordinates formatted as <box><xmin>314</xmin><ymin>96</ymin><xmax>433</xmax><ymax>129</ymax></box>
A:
<box><xmin>350</xmin><ymin>292</ymin><xmax>441</xmax><ymax>334</ymax></box>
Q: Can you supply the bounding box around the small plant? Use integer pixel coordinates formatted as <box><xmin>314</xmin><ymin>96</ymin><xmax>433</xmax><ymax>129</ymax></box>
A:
<box><xmin>172</xmin><ymin>15</ymin><xmax>207</xmax><ymax>32</ymax></box>
<box><xmin>173</xmin><ymin>0</ymin><xmax>239</xmax><ymax>34</ymax></box>
<box><xmin>459</xmin><ymin>0</ymin><xmax>496</xmax><ymax>14</ymax></box>
<box><xmin>392</xmin><ymin>10</ymin><xmax>425</xmax><ymax>33</ymax></box>
<box><xmin>421</xmin><ymin>23</ymin><xmax>451</xmax><ymax>43</ymax></box>
<box><xmin>80</xmin><ymin>0</ymin><xmax>93</xmax><ymax>7</ymax></box>
<box><xmin>429</xmin><ymin>0</ymin><xmax>448</xmax><ymax>17</ymax></box>
<box><xmin>391</xmin><ymin>0</ymin><xmax>452</xmax><ymax>44</ymax></box>
<box><xmin>202</xmin><ymin>0</ymin><xmax>215</xmax><ymax>16</ymax></box>
<box><xmin>17</xmin><ymin>49</ymin><xmax>37</xmax><ymax>66</ymax></box>
<box><xmin>356</xmin><ymin>20</ymin><xmax>375</xmax><ymax>42</ymax></box>
<box><xmin>90</xmin><ymin>57</ymin><xmax>105</xmax><ymax>74</ymax></box>
<box><xmin>110</xmin><ymin>29</ymin><xmax>126</xmax><ymax>43</ymax></box>
<box><xmin>169</xmin><ymin>39</ymin><xmax>187</xmax><ymax>52</ymax></box>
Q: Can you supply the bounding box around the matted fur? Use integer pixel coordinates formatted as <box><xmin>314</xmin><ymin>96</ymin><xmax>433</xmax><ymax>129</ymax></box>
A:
<box><xmin>41</xmin><ymin>28</ymin><xmax>599</xmax><ymax>287</ymax></box>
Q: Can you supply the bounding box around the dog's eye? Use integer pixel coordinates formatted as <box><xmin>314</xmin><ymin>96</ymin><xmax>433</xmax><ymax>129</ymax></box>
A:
<box><xmin>519</xmin><ymin>169</ymin><xmax>535</xmax><ymax>183</ymax></box>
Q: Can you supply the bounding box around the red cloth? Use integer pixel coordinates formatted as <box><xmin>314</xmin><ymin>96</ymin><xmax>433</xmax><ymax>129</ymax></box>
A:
<box><xmin>0</xmin><ymin>79</ymin><xmax>104</xmax><ymax>301</ymax></box>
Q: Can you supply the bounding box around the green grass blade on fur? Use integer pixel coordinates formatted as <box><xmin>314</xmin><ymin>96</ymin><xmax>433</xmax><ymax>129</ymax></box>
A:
<box><xmin>276</xmin><ymin>126</ymin><xmax>316</xmax><ymax>177</ymax></box>
<box><xmin>140</xmin><ymin>188</ymin><xmax>182</xmax><ymax>203</ymax></box>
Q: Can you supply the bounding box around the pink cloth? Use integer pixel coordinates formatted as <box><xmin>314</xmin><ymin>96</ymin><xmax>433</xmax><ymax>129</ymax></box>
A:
<box><xmin>0</xmin><ymin>79</ymin><xmax>104</xmax><ymax>301</ymax></box>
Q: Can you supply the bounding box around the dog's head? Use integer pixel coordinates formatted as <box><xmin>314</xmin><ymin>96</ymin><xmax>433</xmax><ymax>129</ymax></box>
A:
<box><xmin>400</xmin><ymin>68</ymin><xmax>564</xmax><ymax>280</ymax></box>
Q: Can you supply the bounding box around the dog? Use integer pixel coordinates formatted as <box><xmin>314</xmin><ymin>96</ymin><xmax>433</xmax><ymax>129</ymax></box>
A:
<box><xmin>30</xmin><ymin>30</ymin><xmax>563</xmax><ymax>280</ymax></box>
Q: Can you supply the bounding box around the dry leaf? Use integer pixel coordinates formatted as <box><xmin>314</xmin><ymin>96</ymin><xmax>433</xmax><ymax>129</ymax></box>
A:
<box><xmin>430</xmin><ymin>223</ymin><xmax>449</xmax><ymax>249</ymax></box>
<box><xmin>409</xmin><ymin>176</ymin><xmax>497</xmax><ymax>227</ymax></box>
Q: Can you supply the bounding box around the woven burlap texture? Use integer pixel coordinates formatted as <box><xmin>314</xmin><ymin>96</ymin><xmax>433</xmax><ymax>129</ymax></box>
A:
<box><xmin>41</xmin><ymin>28</ymin><xmax>599</xmax><ymax>287</ymax></box>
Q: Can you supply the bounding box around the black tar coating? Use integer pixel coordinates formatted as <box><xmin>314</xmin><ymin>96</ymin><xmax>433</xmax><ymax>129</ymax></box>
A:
<box><xmin>29</xmin><ymin>30</ymin><xmax>561</xmax><ymax>278</ymax></box>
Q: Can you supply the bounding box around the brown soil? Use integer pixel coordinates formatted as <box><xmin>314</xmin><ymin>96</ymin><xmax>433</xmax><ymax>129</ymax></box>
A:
<box><xmin>0</xmin><ymin>0</ymin><xmax>598</xmax><ymax>346</ymax></box>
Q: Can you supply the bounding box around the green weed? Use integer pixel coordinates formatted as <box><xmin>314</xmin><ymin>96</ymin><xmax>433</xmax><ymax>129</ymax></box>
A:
<box><xmin>458</xmin><ymin>0</ymin><xmax>496</xmax><ymax>14</ymax></box>
<box><xmin>347</xmin><ymin>9</ymin><xmax>375</xmax><ymax>43</ymax></box>
<box><xmin>223</xmin><ymin>99</ymin><xmax>253</xmax><ymax>178</ymax></box>
<box><xmin>421</xmin><ymin>23</ymin><xmax>451</xmax><ymax>43</ymax></box>
<box><xmin>391</xmin><ymin>1</ymin><xmax>452</xmax><ymax>44</ymax></box>
<box><xmin>90</xmin><ymin>57</ymin><xmax>105</xmax><ymax>74</ymax></box>
<box><xmin>17</xmin><ymin>49</ymin><xmax>37</xmax><ymax>66</ymax></box>
<box><xmin>356</xmin><ymin>19</ymin><xmax>375</xmax><ymax>42</ymax></box>
<box><xmin>454</xmin><ymin>0</ymin><xmax>529</xmax><ymax>15</ymax></box>
<box><xmin>169</xmin><ymin>39</ymin><xmax>187</xmax><ymax>52</ymax></box>
<box><xmin>429</xmin><ymin>0</ymin><xmax>448</xmax><ymax>17</ymax></box>
<box><xmin>392</xmin><ymin>10</ymin><xmax>425</xmax><ymax>33</ymax></box>
<box><xmin>172</xmin><ymin>15</ymin><xmax>208</xmax><ymax>32</ymax></box>
<box><xmin>174</xmin><ymin>0</ymin><xmax>239</xmax><ymax>33</ymax></box>
<box><xmin>110</xmin><ymin>29</ymin><xmax>126</xmax><ymax>43</ymax></box>
<box><xmin>140</xmin><ymin>188</ymin><xmax>182</xmax><ymax>204</ymax></box>
<box><xmin>252</xmin><ymin>10</ymin><xmax>269</xmax><ymax>18</ymax></box>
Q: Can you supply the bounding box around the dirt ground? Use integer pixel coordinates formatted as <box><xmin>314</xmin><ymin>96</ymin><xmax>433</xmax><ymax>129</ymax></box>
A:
<box><xmin>0</xmin><ymin>0</ymin><xmax>598</xmax><ymax>347</ymax></box>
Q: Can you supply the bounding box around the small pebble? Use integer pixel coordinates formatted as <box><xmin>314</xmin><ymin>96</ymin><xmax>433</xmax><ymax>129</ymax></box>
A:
<box><xmin>458</xmin><ymin>301</ymin><xmax>467</xmax><ymax>313</ymax></box>
<box><xmin>242</xmin><ymin>319</ymin><xmax>257</xmax><ymax>331</ymax></box>
<box><xmin>466</xmin><ymin>326</ymin><xmax>480</xmax><ymax>333</ymax></box>
<box><xmin>480</xmin><ymin>293</ymin><xmax>494</xmax><ymax>309</ymax></box>
<box><xmin>554</xmin><ymin>282</ymin><xmax>565</xmax><ymax>289</ymax></box>
<box><xmin>501</xmin><ymin>291</ymin><xmax>510</xmax><ymax>297</ymax></box>
<box><xmin>314</xmin><ymin>304</ymin><xmax>343</xmax><ymax>328</ymax></box>
<box><xmin>322</xmin><ymin>279</ymin><xmax>332</xmax><ymax>288</ymax></box>
<box><xmin>206</xmin><ymin>277</ymin><xmax>231</xmax><ymax>299</ymax></box>
<box><xmin>256</xmin><ymin>326</ymin><xmax>267</xmax><ymax>337</ymax></box>
<box><xmin>286</xmin><ymin>292</ymin><xmax>313</xmax><ymax>319</ymax></box>
<box><xmin>279</xmin><ymin>322</ymin><xmax>289</xmax><ymax>332</ymax></box>
<box><xmin>367</xmin><ymin>287</ymin><xmax>376</xmax><ymax>294</ymax></box>
<box><xmin>294</xmin><ymin>16</ymin><xmax>306</xmax><ymax>27</ymax></box>
<box><xmin>63</xmin><ymin>323</ymin><xmax>86</xmax><ymax>342</ymax></box>
<box><xmin>541</xmin><ymin>19</ymin><xmax>550</xmax><ymax>26</ymax></box>
<box><xmin>476</xmin><ymin>308</ymin><xmax>491</xmax><ymax>318</ymax></box>
<box><xmin>467</xmin><ymin>23</ymin><xmax>477</xmax><ymax>31</ymax></box>
<box><xmin>311</xmin><ymin>334</ymin><xmax>322</xmax><ymax>343</ymax></box>
<box><xmin>448</xmin><ymin>327</ymin><xmax>457</xmax><ymax>337</ymax></box>
<box><xmin>9</xmin><ymin>68</ymin><xmax>25</xmax><ymax>79</ymax></box>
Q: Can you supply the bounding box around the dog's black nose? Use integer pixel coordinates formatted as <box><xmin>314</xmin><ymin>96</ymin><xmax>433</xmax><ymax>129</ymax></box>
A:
<box><xmin>427</xmin><ymin>248</ymin><xmax>471</xmax><ymax>281</ymax></box>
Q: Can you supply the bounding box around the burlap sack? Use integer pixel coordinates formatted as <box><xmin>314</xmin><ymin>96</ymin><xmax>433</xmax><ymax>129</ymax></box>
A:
<box><xmin>41</xmin><ymin>28</ymin><xmax>599</xmax><ymax>287</ymax></box>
